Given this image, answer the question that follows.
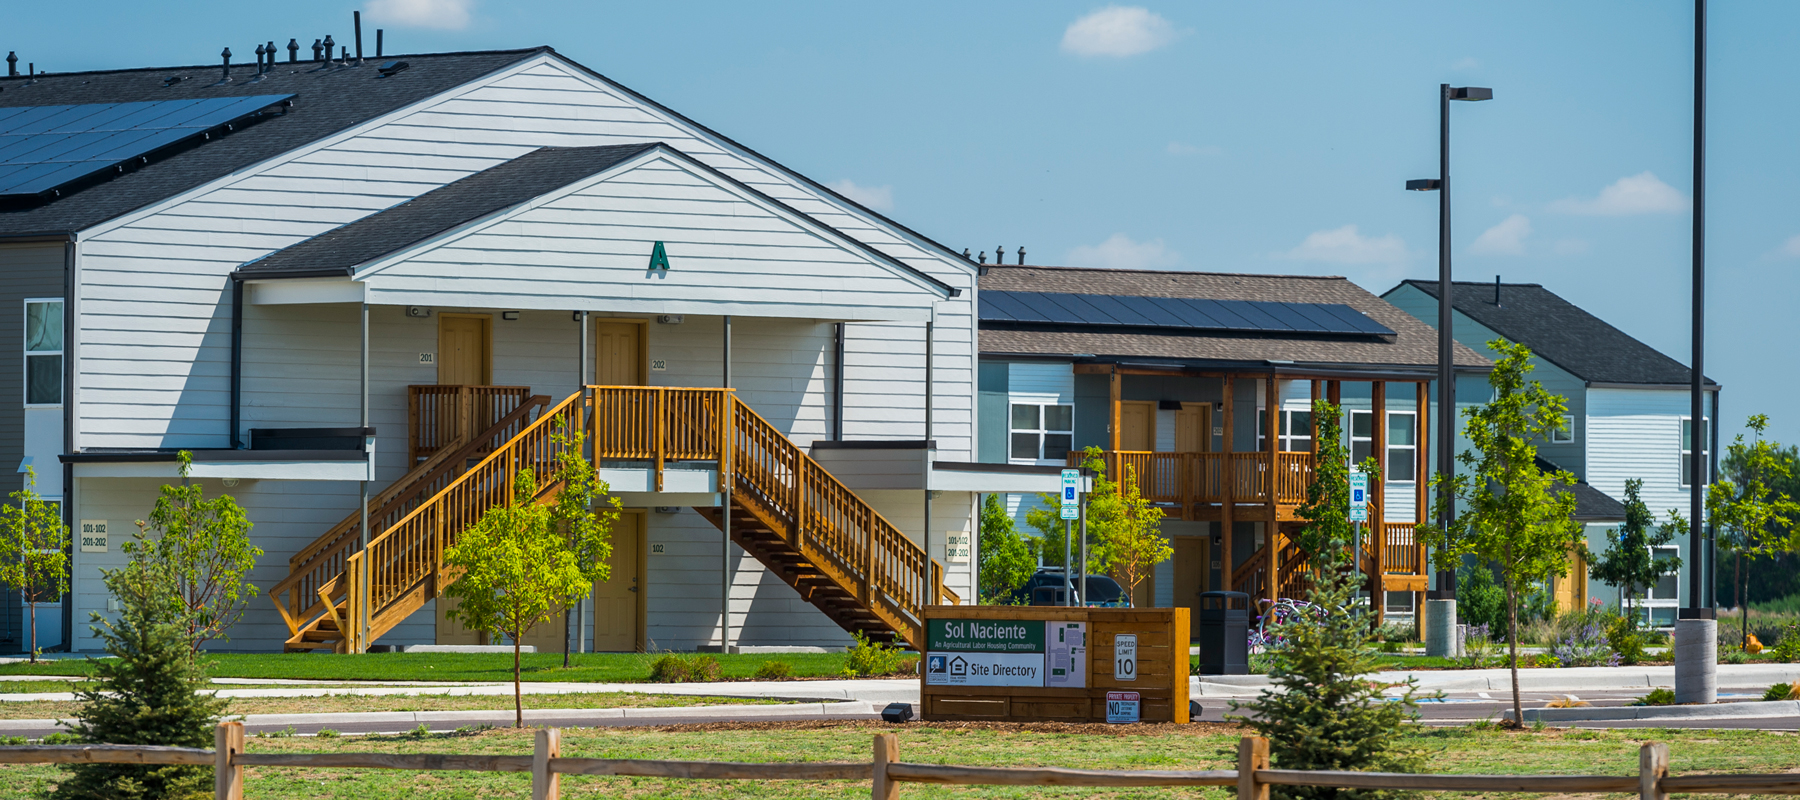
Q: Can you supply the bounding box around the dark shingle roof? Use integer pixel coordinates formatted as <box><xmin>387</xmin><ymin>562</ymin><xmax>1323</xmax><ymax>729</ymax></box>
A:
<box><xmin>1396</xmin><ymin>280</ymin><xmax>1714</xmax><ymax>386</ymax></box>
<box><xmin>236</xmin><ymin>143</ymin><xmax>657</xmax><ymax>277</ymax></box>
<box><xmin>0</xmin><ymin>49</ymin><xmax>546</xmax><ymax>237</ymax></box>
<box><xmin>979</xmin><ymin>266</ymin><xmax>1489</xmax><ymax>372</ymax></box>
<box><xmin>1539</xmin><ymin>457</ymin><xmax>1628</xmax><ymax>521</ymax></box>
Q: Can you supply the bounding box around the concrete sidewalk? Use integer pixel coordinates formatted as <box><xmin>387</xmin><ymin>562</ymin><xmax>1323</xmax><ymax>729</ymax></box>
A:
<box><xmin>1193</xmin><ymin>663</ymin><xmax>1800</xmax><ymax>695</ymax></box>
<box><xmin>0</xmin><ymin>677</ymin><xmax>920</xmax><ymax>705</ymax></box>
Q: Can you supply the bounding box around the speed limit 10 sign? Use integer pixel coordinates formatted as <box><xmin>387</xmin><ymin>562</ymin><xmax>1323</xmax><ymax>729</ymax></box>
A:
<box><xmin>1113</xmin><ymin>633</ymin><xmax>1137</xmax><ymax>681</ymax></box>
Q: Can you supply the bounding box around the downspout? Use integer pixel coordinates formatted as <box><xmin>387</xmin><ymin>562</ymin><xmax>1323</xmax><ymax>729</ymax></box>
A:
<box><xmin>720</xmin><ymin>314</ymin><xmax>732</xmax><ymax>652</ymax></box>
<box><xmin>230</xmin><ymin>277</ymin><xmax>243</xmax><ymax>448</ymax></box>
<box><xmin>833</xmin><ymin>323</ymin><xmax>845</xmax><ymax>440</ymax></box>
<box><xmin>358</xmin><ymin>301</ymin><xmax>370</xmax><ymax>652</ymax></box>
<box><xmin>923</xmin><ymin>310</ymin><xmax>934</xmax><ymax>603</ymax></box>
<box><xmin>1708</xmin><ymin>387</ymin><xmax>1719</xmax><ymax>608</ymax></box>
<box><xmin>60</xmin><ymin>234</ymin><xmax>77</xmax><ymax>652</ymax></box>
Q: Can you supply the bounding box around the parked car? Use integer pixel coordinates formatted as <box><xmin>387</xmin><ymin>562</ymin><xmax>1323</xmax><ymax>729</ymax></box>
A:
<box><xmin>1007</xmin><ymin>568</ymin><xmax>1127</xmax><ymax>607</ymax></box>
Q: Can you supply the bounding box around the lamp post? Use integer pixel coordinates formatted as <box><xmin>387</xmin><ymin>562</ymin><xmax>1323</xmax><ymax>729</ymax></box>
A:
<box><xmin>1675</xmin><ymin>0</ymin><xmax>1716</xmax><ymax>706</ymax></box>
<box><xmin>1406</xmin><ymin>83</ymin><xmax>1490</xmax><ymax>658</ymax></box>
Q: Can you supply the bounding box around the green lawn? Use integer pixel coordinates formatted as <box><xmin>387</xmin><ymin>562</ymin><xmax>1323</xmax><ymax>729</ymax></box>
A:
<box><xmin>0</xmin><ymin>692</ymin><xmax>786</xmax><ymax>721</ymax></box>
<box><xmin>0</xmin><ymin>651</ymin><xmax>860</xmax><ymax>684</ymax></box>
<box><xmin>3</xmin><ymin>721</ymin><xmax>1795</xmax><ymax>799</ymax></box>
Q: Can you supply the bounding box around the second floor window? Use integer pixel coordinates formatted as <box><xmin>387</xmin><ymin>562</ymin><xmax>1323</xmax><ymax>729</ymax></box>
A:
<box><xmin>1349</xmin><ymin>410</ymin><xmax>1373</xmax><ymax>465</ymax></box>
<box><xmin>1387</xmin><ymin>411</ymin><xmax>1417</xmax><ymax>482</ymax></box>
<box><xmin>1011</xmin><ymin>403</ymin><xmax>1072</xmax><ymax>461</ymax></box>
<box><xmin>1550</xmin><ymin>414</ymin><xmax>1575</xmax><ymax>444</ymax></box>
<box><xmin>1257</xmin><ymin>409</ymin><xmax>1313</xmax><ymax>452</ymax></box>
<box><xmin>24</xmin><ymin>300</ymin><xmax>62</xmax><ymax>407</ymax></box>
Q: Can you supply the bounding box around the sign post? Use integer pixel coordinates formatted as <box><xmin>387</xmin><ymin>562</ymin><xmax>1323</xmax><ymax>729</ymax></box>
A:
<box><xmin>1348</xmin><ymin>470</ymin><xmax>1368</xmax><ymax>576</ymax></box>
<box><xmin>1062</xmin><ymin>469</ymin><xmax>1079</xmax><ymax>605</ymax></box>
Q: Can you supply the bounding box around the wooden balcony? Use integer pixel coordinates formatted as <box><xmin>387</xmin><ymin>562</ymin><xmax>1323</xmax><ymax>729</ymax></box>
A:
<box><xmin>1070</xmin><ymin>450</ymin><xmax>1315</xmax><ymax>520</ymax></box>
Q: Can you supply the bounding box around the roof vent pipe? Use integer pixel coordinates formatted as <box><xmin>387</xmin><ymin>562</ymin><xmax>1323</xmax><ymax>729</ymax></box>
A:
<box><xmin>288</xmin><ymin>39</ymin><xmax>299</xmax><ymax>63</ymax></box>
<box><xmin>1017</xmin><ymin>247</ymin><xmax>1025</xmax><ymax>265</ymax></box>
<box><xmin>1494</xmin><ymin>275</ymin><xmax>1501</xmax><ymax>307</ymax></box>
<box><xmin>220</xmin><ymin>47</ymin><xmax>232</xmax><ymax>81</ymax></box>
<box><xmin>254</xmin><ymin>44</ymin><xmax>266</xmax><ymax>74</ymax></box>
<box><xmin>978</xmin><ymin>251</ymin><xmax>987</xmax><ymax>264</ymax></box>
<box><xmin>323</xmin><ymin>35</ymin><xmax>335</xmax><ymax>63</ymax></box>
<box><xmin>354</xmin><ymin>11</ymin><xmax>364</xmax><ymax>64</ymax></box>
<box><xmin>376</xmin><ymin>29</ymin><xmax>384</xmax><ymax>58</ymax></box>
<box><xmin>266</xmin><ymin>41</ymin><xmax>275</xmax><ymax>72</ymax></box>
<box><xmin>996</xmin><ymin>246</ymin><xmax>1006</xmax><ymax>264</ymax></box>
<box><xmin>311</xmin><ymin>39</ymin><xmax>323</xmax><ymax>62</ymax></box>
<box><xmin>5</xmin><ymin>52</ymin><xmax>16</xmax><ymax>77</ymax></box>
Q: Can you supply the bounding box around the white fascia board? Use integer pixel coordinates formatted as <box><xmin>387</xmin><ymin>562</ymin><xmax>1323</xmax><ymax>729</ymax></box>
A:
<box><xmin>928</xmin><ymin>466</ymin><xmax>1082</xmax><ymax>494</ymax></box>
<box><xmin>597</xmin><ymin>466</ymin><xmax>720</xmax><ymax>494</ymax></box>
<box><xmin>73</xmin><ymin>57</ymin><xmax>556</xmax><ymax>242</ymax></box>
<box><xmin>73</xmin><ymin>459</ymin><xmax>371</xmax><ymax>481</ymax></box>
<box><xmin>245</xmin><ymin>278</ymin><xmax>365</xmax><ymax>305</ymax></box>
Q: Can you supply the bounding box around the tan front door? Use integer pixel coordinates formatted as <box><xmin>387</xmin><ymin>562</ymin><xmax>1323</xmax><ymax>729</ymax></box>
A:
<box><xmin>594</xmin><ymin>321</ymin><xmax>644</xmax><ymax>385</ymax></box>
<box><xmin>1174</xmin><ymin>536</ymin><xmax>1208</xmax><ymax>638</ymax></box>
<box><xmin>1175</xmin><ymin>403</ymin><xmax>1212</xmax><ymax>453</ymax></box>
<box><xmin>1120</xmin><ymin>401</ymin><xmax>1155</xmax><ymax>451</ymax></box>
<box><xmin>438</xmin><ymin>315</ymin><xmax>491</xmax><ymax>385</ymax></box>
<box><xmin>436</xmin><ymin>594</ymin><xmax>485</xmax><ymax>646</ymax></box>
<box><xmin>592</xmin><ymin>512</ymin><xmax>643</xmax><ymax>652</ymax></box>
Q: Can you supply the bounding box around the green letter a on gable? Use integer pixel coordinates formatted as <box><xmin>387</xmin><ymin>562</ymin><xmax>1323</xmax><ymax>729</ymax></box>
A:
<box><xmin>648</xmin><ymin>241</ymin><xmax>671</xmax><ymax>271</ymax></box>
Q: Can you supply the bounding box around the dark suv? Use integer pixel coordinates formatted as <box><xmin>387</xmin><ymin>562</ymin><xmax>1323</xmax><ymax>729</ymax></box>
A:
<box><xmin>1007</xmin><ymin>568</ymin><xmax>1128</xmax><ymax>607</ymax></box>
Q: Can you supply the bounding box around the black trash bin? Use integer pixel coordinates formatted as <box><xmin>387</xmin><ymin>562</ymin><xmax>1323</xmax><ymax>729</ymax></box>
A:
<box><xmin>1197</xmin><ymin>591</ymin><xmax>1250</xmax><ymax>675</ymax></box>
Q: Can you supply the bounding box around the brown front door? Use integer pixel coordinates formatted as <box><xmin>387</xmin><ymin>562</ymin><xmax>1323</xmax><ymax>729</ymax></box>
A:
<box><xmin>1120</xmin><ymin>401</ymin><xmax>1155</xmax><ymax>451</ymax></box>
<box><xmin>1175</xmin><ymin>403</ymin><xmax>1211</xmax><ymax>453</ymax></box>
<box><xmin>592</xmin><ymin>512</ymin><xmax>643</xmax><ymax>652</ymax></box>
<box><xmin>594</xmin><ymin>321</ymin><xmax>643</xmax><ymax>385</ymax></box>
<box><xmin>1174</xmin><ymin>536</ymin><xmax>1207</xmax><ymax>638</ymax></box>
<box><xmin>438</xmin><ymin>315</ymin><xmax>491</xmax><ymax>385</ymax></box>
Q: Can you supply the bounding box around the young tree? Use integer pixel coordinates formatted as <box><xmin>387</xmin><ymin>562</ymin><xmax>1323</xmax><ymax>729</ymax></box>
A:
<box><xmin>57</xmin><ymin>541</ymin><xmax>227</xmax><ymax>799</ymax></box>
<box><xmin>976</xmin><ymin>494</ymin><xmax>1036</xmax><ymax>604</ymax></box>
<box><xmin>1590</xmin><ymin>479</ymin><xmax>1684</xmax><ymax>631</ymax></box>
<box><xmin>0</xmin><ymin>468</ymin><xmax>69</xmax><ymax>663</ymax></box>
<box><xmin>1418</xmin><ymin>340</ymin><xmax>1583</xmax><ymax>727</ymax></box>
<box><xmin>1708</xmin><ymin>414</ymin><xmax>1800</xmax><ymax>649</ymax></box>
<box><xmin>1024</xmin><ymin>447</ymin><xmax>1117</xmax><ymax>575</ymax></box>
<box><xmin>130</xmin><ymin>451</ymin><xmax>262</xmax><ymax>650</ymax></box>
<box><xmin>443</xmin><ymin>431</ymin><xmax>619</xmax><ymax>727</ymax></box>
<box><xmin>1231</xmin><ymin>399</ymin><xmax>1423</xmax><ymax>800</ymax></box>
<box><xmin>1098</xmin><ymin>465</ymin><xmax>1170</xmax><ymax>606</ymax></box>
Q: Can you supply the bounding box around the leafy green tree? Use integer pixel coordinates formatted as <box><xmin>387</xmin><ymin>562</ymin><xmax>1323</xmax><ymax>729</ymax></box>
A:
<box><xmin>1024</xmin><ymin>447</ymin><xmax>1118</xmax><ymax>574</ymax></box>
<box><xmin>131</xmin><ymin>452</ymin><xmax>262</xmax><ymax>650</ymax></box>
<box><xmin>1419</xmin><ymin>340</ymin><xmax>1583</xmax><ymax>726</ymax></box>
<box><xmin>1230</xmin><ymin>399</ymin><xmax>1423</xmax><ymax>800</ymax></box>
<box><xmin>56</xmin><ymin>540</ymin><xmax>226</xmax><ymax>800</ymax></box>
<box><xmin>1708</xmin><ymin>414</ymin><xmax>1800</xmax><ymax>649</ymax></box>
<box><xmin>1097</xmin><ymin>465</ymin><xmax>1169</xmax><ymax>606</ymax></box>
<box><xmin>443</xmin><ymin>431</ymin><xmax>619</xmax><ymax>727</ymax></box>
<box><xmin>0</xmin><ymin>468</ymin><xmax>69</xmax><ymax>662</ymax></box>
<box><xmin>1590</xmin><ymin>479</ymin><xmax>1684</xmax><ymax>633</ymax></box>
<box><xmin>976</xmin><ymin>494</ymin><xmax>1036</xmax><ymax>603</ymax></box>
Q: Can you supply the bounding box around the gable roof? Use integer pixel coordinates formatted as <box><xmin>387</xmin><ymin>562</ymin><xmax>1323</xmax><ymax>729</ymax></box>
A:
<box><xmin>979</xmin><ymin>265</ymin><xmax>1489</xmax><ymax>373</ymax></box>
<box><xmin>233</xmin><ymin>142</ymin><xmax>952</xmax><ymax>295</ymax></box>
<box><xmin>0</xmin><ymin>48</ymin><xmax>547</xmax><ymax>237</ymax></box>
<box><xmin>1392</xmin><ymin>280</ymin><xmax>1715</xmax><ymax>387</ymax></box>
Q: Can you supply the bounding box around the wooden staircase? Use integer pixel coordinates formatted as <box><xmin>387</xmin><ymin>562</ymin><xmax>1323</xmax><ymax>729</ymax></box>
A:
<box><xmin>273</xmin><ymin>385</ymin><xmax>956</xmax><ymax>654</ymax></box>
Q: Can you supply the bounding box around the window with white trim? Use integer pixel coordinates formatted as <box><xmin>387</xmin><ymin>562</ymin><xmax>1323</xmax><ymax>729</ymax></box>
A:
<box><xmin>1626</xmin><ymin>544</ymin><xmax>1681</xmax><ymax>625</ymax></box>
<box><xmin>1010</xmin><ymin>403</ymin><xmax>1072</xmax><ymax>462</ymax></box>
<box><xmin>1386</xmin><ymin>411</ymin><xmax>1417</xmax><ymax>483</ymax></box>
<box><xmin>1680</xmin><ymin>417</ymin><xmax>1709</xmax><ymax>487</ymax></box>
<box><xmin>1550</xmin><ymin>414</ymin><xmax>1575</xmax><ymax>444</ymax></box>
<box><xmin>23</xmin><ymin>300</ymin><xmax>62</xmax><ymax>407</ymax></box>
<box><xmin>1257</xmin><ymin>409</ymin><xmax>1313</xmax><ymax>452</ymax></box>
<box><xmin>1349</xmin><ymin>410</ymin><xmax>1373</xmax><ymax>465</ymax></box>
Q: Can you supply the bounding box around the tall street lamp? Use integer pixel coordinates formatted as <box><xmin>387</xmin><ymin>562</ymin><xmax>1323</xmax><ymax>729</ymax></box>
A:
<box><xmin>1407</xmin><ymin>83</ymin><xmax>1491</xmax><ymax>657</ymax></box>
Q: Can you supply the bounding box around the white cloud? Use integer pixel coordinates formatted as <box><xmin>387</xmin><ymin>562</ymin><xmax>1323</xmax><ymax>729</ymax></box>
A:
<box><xmin>365</xmin><ymin>0</ymin><xmax>473</xmax><ymax>29</ymax></box>
<box><xmin>1470</xmin><ymin>214</ymin><xmax>1531</xmax><ymax>256</ymax></box>
<box><xmin>1166</xmin><ymin>141</ymin><xmax>1222</xmax><ymax>156</ymax></box>
<box><xmin>825</xmin><ymin>179</ymin><xmax>894</xmax><ymax>212</ymax></box>
<box><xmin>1776</xmin><ymin>235</ymin><xmax>1800</xmax><ymax>258</ymax></box>
<box><xmin>1061</xmin><ymin>6</ymin><xmax>1180</xmax><ymax>58</ymax></box>
<box><xmin>1452</xmin><ymin>57</ymin><xmax>1481</xmax><ymax>71</ymax></box>
<box><xmin>1553</xmin><ymin>238</ymin><xmax>1590</xmax><ymax>255</ymax></box>
<box><xmin>1548</xmin><ymin>171</ymin><xmax>1689</xmax><ymax>216</ymax></box>
<box><xmin>1066</xmin><ymin>234</ymin><xmax>1180</xmax><ymax>270</ymax></box>
<box><xmin>1280</xmin><ymin>225</ymin><xmax>1408</xmax><ymax>267</ymax></box>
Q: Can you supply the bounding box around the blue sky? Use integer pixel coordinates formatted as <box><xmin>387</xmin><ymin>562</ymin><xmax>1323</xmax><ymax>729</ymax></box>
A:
<box><xmin>12</xmin><ymin>1</ymin><xmax>1798</xmax><ymax>446</ymax></box>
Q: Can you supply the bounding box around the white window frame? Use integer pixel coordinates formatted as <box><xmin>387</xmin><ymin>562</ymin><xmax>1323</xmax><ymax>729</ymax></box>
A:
<box><xmin>1257</xmin><ymin>408</ymin><xmax>1313</xmax><ymax>453</ymax></box>
<box><xmin>1550</xmin><ymin>414</ymin><xmax>1575</xmax><ymax>444</ymax></box>
<box><xmin>1349</xmin><ymin>410</ymin><xmax>1373</xmax><ymax>467</ymax></box>
<box><xmin>1385</xmin><ymin>411</ymin><xmax>1418</xmax><ymax>484</ymax></box>
<box><xmin>1624</xmin><ymin>544</ymin><xmax>1681</xmax><ymax>625</ymax></box>
<box><xmin>22</xmin><ymin>298</ymin><xmax>63</xmax><ymax>409</ymax></box>
<box><xmin>1009</xmin><ymin>402</ymin><xmax>1073</xmax><ymax>464</ymax></box>
<box><xmin>1680</xmin><ymin>417</ymin><xmax>1709</xmax><ymax>488</ymax></box>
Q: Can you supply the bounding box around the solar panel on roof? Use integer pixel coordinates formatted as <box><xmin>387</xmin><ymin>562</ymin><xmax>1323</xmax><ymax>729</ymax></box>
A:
<box><xmin>979</xmin><ymin>290</ymin><xmax>1395</xmax><ymax>337</ymax></box>
<box><xmin>0</xmin><ymin>94</ymin><xmax>294</xmax><ymax>198</ymax></box>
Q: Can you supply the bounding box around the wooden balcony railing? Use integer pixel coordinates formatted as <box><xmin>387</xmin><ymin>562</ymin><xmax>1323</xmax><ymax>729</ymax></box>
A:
<box><xmin>408</xmin><ymin>385</ymin><xmax>535</xmax><ymax>465</ymax></box>
<box><xmin>1071</xmin><ymin>451</ymin><xmax>1315</xmax><ymax>506</ymax></box>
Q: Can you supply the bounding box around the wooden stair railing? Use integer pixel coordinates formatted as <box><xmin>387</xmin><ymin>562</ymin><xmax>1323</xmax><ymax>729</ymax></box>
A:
<box><xmin>408</xmin><ymin>385</ymin><xmax>535</xmax><ymax>465</ymax></box>
<box><xmin>273</xmin><ymin>395</ymin><xmax>551</xmax><ymax>643</ymax></box>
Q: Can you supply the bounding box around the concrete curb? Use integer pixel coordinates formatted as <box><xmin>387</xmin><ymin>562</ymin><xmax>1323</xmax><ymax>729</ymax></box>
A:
<box><xmin>0</xmin><ymin>700</ymin><xmax>879</xmax><ymax>735</ymax></box>
<box><xmin>1193</xmin><ymin>664</ymin><xmax>1800</xmax><ymax>694</ymax></box>
<box><xmin>1509</xmin><ymin>699</ymin><xmax>1800</xmax><ymax>723</ymax></box>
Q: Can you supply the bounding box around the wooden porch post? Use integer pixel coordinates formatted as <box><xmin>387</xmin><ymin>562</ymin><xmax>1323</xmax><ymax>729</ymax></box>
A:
<box><xmin>1109</xmin><ymin>366</ymin><xmax>1122</xmax><ymax>455</ymax></box>
<box><xmin>1221</xmin><ymin>374</ymin><xmax>1235</xmax><ymax>594</ymax></box>
<box><xmin>1326</xmin><ymin>380</ymin><xmax>1340</xmax><ymax>408</ymax></box>
<box><xmin>1264</xmin><ymin>375</ymin><xmax>1279</xmax><ymax>605</ymax></box>
<box><xmin>1415</xmin><ymin>380</ymin><xmax>1430</xmax><ymax>635</ymax></box>
<box><xmin>1370</xmin><ymin>380</ymin><xmax>1386</xmax><ymax>627</ymax></box>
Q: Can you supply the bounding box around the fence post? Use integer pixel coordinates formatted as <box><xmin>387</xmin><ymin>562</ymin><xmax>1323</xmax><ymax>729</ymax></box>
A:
<box><xmin>1237</xmin><ymin>736</ymin><xmax>1269</xmax><ymax>800</ymax></box>
<box><xmin>872</xmin><ymin>732</ymin><xmax>899</xmax><ymax>800</ymax></box>
<box><xmin>214</xmin><ymin>720</ymin><xmax>244</xmax><ymax>800</ymax></box>
<box><xmin>534</xmin><ymin>727</ymin><xmax>561</xmax><ymax>800</ymax></box>
<box><xmin>1639</xmin><ymin>742</ymin><xmax>1669</xmax><ymax>800</ymax></box>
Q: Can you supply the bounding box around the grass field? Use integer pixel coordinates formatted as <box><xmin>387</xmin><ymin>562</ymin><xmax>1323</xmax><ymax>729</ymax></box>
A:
<box><xmin>0</xmin><ymin>692</ymin><xmax>785</xmax><ymax>721</ymax></box>
<box><xmin>0</xmin><ymin>652</ymin><xmax>855</xmax><ymax>683</ymax></box>
<box><xmin>2</xmin><ymin>720</ymin><xmax>1795</xmax><ymax>799</ymax></box>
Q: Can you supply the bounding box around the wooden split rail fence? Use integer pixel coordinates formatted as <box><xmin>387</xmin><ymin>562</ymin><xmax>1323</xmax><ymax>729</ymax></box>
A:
<box><xmin>4</xmin><ymin>724</ymin><xmax>1798</xmax><ymax>800</ymax></box>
